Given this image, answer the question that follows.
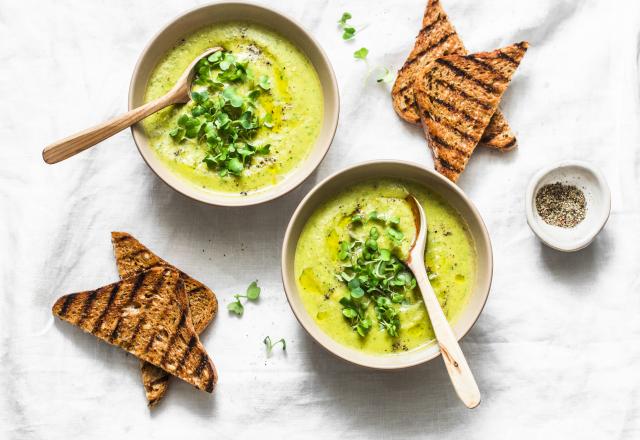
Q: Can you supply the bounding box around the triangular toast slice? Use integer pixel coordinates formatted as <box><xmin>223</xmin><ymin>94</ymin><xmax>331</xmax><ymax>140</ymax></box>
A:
<box><xmin>111</xmin><ymin>232</ymin><xmax>218</xmax><ymax>407</ymax></box>
<box><xmin>52</xmin><ymin>267</ymin><xmax>218</xmax><ymax>393</ymax></box>
<box><xmin>414</xmin><ymin>42</ymin><xmax>528</xmax><ymax>181</ymax></box>
<box><xmin>392</xmin><ymin>0</ymin><xmax>517</xmax><ymax>150</ymax></box>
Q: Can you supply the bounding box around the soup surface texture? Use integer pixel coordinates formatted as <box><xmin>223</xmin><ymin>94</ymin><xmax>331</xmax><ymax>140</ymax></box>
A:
<box><xmin>142</xmin><ymin>22</ymin><xmax>323</xmax><ymax>194</ymax></box>
<box><xmin>294</xmin><ymin>179</ymin><xmax>476</xmax><ymax>354</ymax></box>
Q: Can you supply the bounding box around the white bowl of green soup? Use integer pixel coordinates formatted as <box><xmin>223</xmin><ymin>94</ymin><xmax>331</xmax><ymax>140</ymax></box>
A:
<box><xmin>282</xmin><ymin>161</ymin><xmax>493</xmax><ymax>369</ymax></box>
<box><xmin>129</xmin><ymin>2</ymin><xmax>338</xmax><ymax>206</ymax></box>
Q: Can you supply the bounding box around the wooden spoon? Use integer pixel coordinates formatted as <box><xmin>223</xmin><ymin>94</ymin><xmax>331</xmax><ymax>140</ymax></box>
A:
<box><xmin>404</xmin><ymin>195</ymin><xmax>481</xmax><ymax>409</ymax></box>
<box><xmin>42</xmin><ymin>47</ymin><xmax>223</xmax><ymax>164</ymax></box>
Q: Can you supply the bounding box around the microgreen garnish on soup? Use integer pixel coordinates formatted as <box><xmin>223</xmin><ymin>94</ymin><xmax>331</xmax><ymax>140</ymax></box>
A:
<box><xmin>228</xmin><ymin>280</ymin><xmax>261</xmax><ymax>316</ymax></box>
<box><xmin>336</xmin><ymin>212</ymin><xmax>416</xmax><ymax>338</ymax></box>
<box><xmin>170</xmin><ymin>50</ymin><xmax>274</xmax><ymax>177</ymax></box>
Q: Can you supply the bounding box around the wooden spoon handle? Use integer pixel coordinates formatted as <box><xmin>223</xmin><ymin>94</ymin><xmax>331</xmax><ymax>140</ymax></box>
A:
<box><xmin>42</xmin><ymin>93</ymin><xmax>179</xmax><ymax>164</ymax></box>
<box><xmin>413</xmin><ymin>267</ymin><xmax>481</xmax><ymax>408</ymax></box>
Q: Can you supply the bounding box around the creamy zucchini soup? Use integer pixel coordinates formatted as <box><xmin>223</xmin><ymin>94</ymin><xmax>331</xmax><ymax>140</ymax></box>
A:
<box><xmin>142</xmin><ymin>22</ymin><xmax>323</xmax><ymax>194</ymax></box>
<box><xmin>294</xmin><ymin>179</ymin><xmax>476</xmax><ymax>355</ymax></box>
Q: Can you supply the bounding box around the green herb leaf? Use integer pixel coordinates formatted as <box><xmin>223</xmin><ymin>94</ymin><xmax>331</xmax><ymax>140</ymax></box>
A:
<box><xmin>169</xmin><ymin>127</ymin><xmax>185</xmax><ymax>141</ymax></box>
<box><xmin>177</xmin><ymin>114</ymin><xmax>190</xmax><ymax>127</ymax></box>
<box><xmin>263</xmin><ymin>113</ymin><xmax>273</xmax><ymax>128</ymax></box>
<box><xmin>342</xmin><ymin>27</ymin><xmax>356</xmax><ymax>40</ymax></box>
<box><xmin>387</xmin><ymin>227</ymin><xmax>404</xmax><ymax>243</ymax></box>
<box><xmin>246</xmin><ymin>280</ymin><xmax>261</xmax><ymax>300</ymax></box>
<box><xmin>350</xmin><ymin>287</ymin><xmax>365</xmax><ymax>298</ymax></box>
<box><xmin>256</xmin><ymin>144</ymin><xmax>271</xmax><ymax>154</ymax></box>
<box><xmin>239</xmin><ymin>111</ymin><xmax>257</xmax><ymax>129</ymax></box>
<box><xmin>247</xmin><ymin>89</ymin><xmax>260</xmax><ymax>101</ymax></box>
<box><xmin>338</xmin><ymin>12</ymin><xmax>352</xmax><ymax>26</ymax></box>
<box><xmin>208</xmin><ymin>51</ymin><xmax>223</xmax><ymax>63</ymax></box>
<box><xmin>227</xmin><ymin>296</ymin><xmax>244</xmax><ymax>316</ymax></box>
<box><xmin>227</xmin><ymin>157</ymin><xmax>244</xmax><ymax>174</ymax></box>
<box><xmin>191</xmin><ymin>90</ymin><xmax>209</xmax><ymax>104</ymax></box>
<box><xmin>342</xmin><ymin>308</ymin><xmax>357</xmax><ymax>319</ymax></box>
<box><xmin>356</xmin><ymin>318</ymin><xmax>372</xmax><ymax>336</ymax></box>
<box><xmin>338</xmin><ymin>241</ymin><xmax>350</xmax><ymax>260</ymax></box>
<box><xmin>258</xmin><ymin>75</ymin><xmax>271</xmax><ymax>90</ymax></box>
<box><xmin>219</xmin><ymin>52</ymin><xmax>236</xmax><ymax>71</ymax></box>
<box><xmin>222</xmin><ymin>87</ymin><xmax>244</xmax><ymax>107</ymax></box>
<box><xmin>354</xmin><ymin>47</ymin><xmax>369</xmax><ymax>60</ymax></box>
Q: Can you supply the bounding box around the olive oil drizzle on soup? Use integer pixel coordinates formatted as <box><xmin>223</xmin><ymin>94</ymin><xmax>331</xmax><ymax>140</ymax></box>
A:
<box><xmin>294</xmin><ymin>179</ymin><xmax>477</xmax><ymax>355</ymax></box>
<box><xmin>142</xmin><ymin>22</ymin><xmax>323</xmax><ymax>194</ymax></box>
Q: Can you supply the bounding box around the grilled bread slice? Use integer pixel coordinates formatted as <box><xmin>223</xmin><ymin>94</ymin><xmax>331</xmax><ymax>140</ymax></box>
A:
<box><xmin>415</xmin><ymin>42</ymin><xmax>528</xmax><ymax>181</ymax></box>
<box><xmin>392</xmin><ymin>0</ymin><xmax>517</xmax><ymax>150</ymax></box>
<box><xmin>111</xmin><ymin>231</ymin><xmax>218</xmax><ymax>407</ymax></box>
<box><xmin>52</xmin><ymin>267</ymin><xmax>218</xmax><ymax>393</ymax></box>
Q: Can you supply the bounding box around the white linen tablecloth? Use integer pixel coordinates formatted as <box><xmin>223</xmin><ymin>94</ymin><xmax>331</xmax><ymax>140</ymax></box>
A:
<box><xmin>2</xmin><ymin>0</ymin><xmax>640</xmax><ymax>438</ymax></box>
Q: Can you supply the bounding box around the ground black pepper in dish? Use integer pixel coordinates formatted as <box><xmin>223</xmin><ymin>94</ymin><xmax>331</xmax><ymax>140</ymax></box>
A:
<box><xmin>535</xmin><ymin>182</ymin><xmax>587</xmax><ymax>228</ymax></box>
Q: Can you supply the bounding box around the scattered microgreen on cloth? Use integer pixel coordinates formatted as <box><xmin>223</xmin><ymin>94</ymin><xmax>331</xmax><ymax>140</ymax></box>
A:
<box><xmin>263</xmin><ymin>336</ymin><xmax>287</xmax><ymax>356</ymax></box>
<box><xmin>337</xmin><ymin>12</ymin><xmax>394</xmax><ymax>84</ymax></box>
<box><xmin>228</xmin><ymin>280</ymin><xmax>261</xmax><ymax>316</ymax></box>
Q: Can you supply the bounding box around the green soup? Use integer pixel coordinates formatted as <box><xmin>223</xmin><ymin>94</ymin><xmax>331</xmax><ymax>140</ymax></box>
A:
<box><xmin>294</xmin><ymin>179</ymin><xmax>476</xmax><ymax>355</ymax></box>
<box><xmin>142</xmin><ymin>22</ymin><xmax>323</xmax><ymax>194</ymax></box>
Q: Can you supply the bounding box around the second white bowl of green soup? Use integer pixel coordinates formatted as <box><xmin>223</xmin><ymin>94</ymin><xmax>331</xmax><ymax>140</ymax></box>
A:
<box><xmin>282</xmin><ymin>161</ymin><xmax>493</xmax><ymax>369</ymax></box>
<box><xmin>129</xmin><ymin>2</ymin><xmax>338</xmax><ymax>206</ymax></box>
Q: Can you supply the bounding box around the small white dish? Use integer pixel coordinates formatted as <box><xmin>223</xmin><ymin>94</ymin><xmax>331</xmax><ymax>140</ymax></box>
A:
<box><xmin>526</xmin><ymin>161</ymin><xmax>610</xmax><ymax>252</ymax></box>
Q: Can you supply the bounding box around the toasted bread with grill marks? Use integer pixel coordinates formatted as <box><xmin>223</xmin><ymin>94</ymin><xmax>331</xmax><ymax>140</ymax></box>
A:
<box><xmin>52</xmin><ymin>267</ymin><xmax>218</xmax><ymax>394</ymax></box>
<box><xmin>111</xmin><ymin>232</ymin><xmax>218</xmax><ymax>407</ymax></box>
<box><xmin>392</xmin><ymin>0</ymin><xmax>517</xmax><ymax>150</ymax></box>
<box><xmin>415</xmin><ymin>42</ymin><xmax>528</xmax><ymax>181</ymax></box>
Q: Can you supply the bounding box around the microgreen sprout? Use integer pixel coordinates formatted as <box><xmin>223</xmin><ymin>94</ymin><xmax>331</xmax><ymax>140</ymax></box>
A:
<box><xmin>338</xmin><ymin>12</ymin><xmax>356</xmax><ymax>40</ymax></box>
<box><xmin>227</xmin><ymin>280</ymin><xmax>261</xmax><ymax>316</ymax></box>
<box><xmin>263</xmin><ymin>336</ymin><xmax>286</xmax><ymax>355</ymax></box>
<box><xmin>336</xmin><ymin>13</ymin><xmax>395</xmax><ymax>84</ymax></box>
<box><xmin>353</xmin><ymin>47</ymin><xmax>369</xmax><ymax>60</ymax></box>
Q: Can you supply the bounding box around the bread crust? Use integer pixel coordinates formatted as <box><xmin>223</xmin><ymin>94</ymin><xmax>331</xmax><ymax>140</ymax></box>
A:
<box><xmin>392</xmin><ymin>0</ymin><xmax>518</xmax><ymax>150</ymax></box>
<box><xmin>414</xmin><ymin>42</ymin><xmax>528</xmax><ymax>181</ymax></box>
<box><xmin>52</xmin><ymin>268</ymin><xmax>218</xmax><ymax>394</ymax></box>
<box><xmin>111</xmin><ymin>232</ymin><xmax>218</xmax><ymax>407</ymax></box>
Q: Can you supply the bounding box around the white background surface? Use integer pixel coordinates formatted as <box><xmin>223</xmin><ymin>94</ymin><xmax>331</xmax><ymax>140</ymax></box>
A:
<box><xmin>2</xmin><ymin>0</ymin><xmax>640</xmax><ymax>438</ymax></box>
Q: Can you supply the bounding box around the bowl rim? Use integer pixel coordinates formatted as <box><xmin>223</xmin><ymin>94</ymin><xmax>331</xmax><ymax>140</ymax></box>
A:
<box><xmin>127</xmin><ymin>0</ymin><xmax>340</xmax><ymax>207</ymax></box>
<box><xmin>281</xmin><ymin>159</ymin><xmax>493</xmax><ymax>370</ymax></box>
<box><xmin>525</xmin><ymin>160</ymin><xmax>611</xmax><ymax>252</ymax></box>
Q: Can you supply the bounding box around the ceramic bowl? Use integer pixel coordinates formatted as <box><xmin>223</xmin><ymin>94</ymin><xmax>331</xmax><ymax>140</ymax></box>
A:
<box><xmin>525</xmin><ymin>161</ymin><xmax>610</xmax><ymax>252</ymax></box>
<box><xmin>129</xmin><ymin>1</ymin><xmax>339</xmax><ymax>206</ymax></box>
<box><xmin>281</xmin><ymin>160</ymin><xmax>493</xmax><ymax>369</ymax></box>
